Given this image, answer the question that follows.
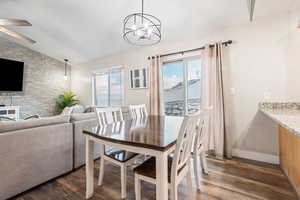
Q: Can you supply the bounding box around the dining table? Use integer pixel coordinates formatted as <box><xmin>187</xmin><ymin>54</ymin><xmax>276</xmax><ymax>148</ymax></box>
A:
<box><xmin>83</xmin><ymin>115</ymin><xmax>184</xmax><ymax>200</ymax></box>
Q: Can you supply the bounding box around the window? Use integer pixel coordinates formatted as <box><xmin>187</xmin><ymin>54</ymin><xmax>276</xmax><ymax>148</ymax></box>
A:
<box><xmin>162</xmin><ymin>57</ymin><xmax>202</xmax><ymax>116</ymax></box>
<box><xmin>93</xmin><ymin>67</ymin><xmax>124</xmax><ymax>107</ymax></box>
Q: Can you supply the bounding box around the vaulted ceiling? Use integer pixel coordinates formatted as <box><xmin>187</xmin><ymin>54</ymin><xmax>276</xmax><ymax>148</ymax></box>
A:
<box><xmin>0</xmin><ymin>0</ymin><xmax>299</xmax><ymax>64</ymax></box>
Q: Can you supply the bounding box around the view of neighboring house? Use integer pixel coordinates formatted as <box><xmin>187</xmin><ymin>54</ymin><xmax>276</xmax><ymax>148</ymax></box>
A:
<box><xmin>164</xmin><ymin>79</ymin><xmax>201</xmax><ymax>115</ymax></box>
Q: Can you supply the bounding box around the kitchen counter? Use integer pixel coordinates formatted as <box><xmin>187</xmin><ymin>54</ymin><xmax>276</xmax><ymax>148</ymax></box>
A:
<box><xmin>259</xmin><ymin>102</ymin><xmax>300</xmax><ymax>137</ymax></box>
<box><xmin>259</xmin><ymin>102</ymin><xmax>300</xmax><ymax>197</ymax></box>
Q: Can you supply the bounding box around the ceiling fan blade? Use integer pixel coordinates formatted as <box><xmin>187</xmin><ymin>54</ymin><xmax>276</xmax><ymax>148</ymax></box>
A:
<box><xmin>0</xmin><ymin>19</ymin><xmax>32</xmax><ymax>26</ymax></box>
<box><xmin>0</xmin><ymin>26</ymin><xmax>36</xmax><ymax>44</ymax></box>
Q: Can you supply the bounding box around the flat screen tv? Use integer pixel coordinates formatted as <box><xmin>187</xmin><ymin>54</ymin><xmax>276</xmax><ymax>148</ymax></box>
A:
<box><xmin>0</xmin><ymin>58</ymin><xmax>24</xmax><ymax>92</ymax></box>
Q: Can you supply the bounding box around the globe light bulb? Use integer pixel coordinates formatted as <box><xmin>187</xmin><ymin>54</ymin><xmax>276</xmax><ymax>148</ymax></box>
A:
<box><xmin>136</xmin><ymin>29</ymin><xmax>144</xmax><ymax>37</ymax></box>
<box><xmin>147</xmin><ymin>28</ymin><xmax>153</xmax><ymax>35</ymax></box>
<box><xmin>131</xmin><ymin>24</ymin><xmax>137</xmax><ymax>30</ymax></box>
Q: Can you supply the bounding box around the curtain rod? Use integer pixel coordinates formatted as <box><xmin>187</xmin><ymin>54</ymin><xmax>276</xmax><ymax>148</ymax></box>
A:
<box><xmin>147</xmin><ymin>40</ymin><xmax>232</xmax><ymax>60</ymax></box>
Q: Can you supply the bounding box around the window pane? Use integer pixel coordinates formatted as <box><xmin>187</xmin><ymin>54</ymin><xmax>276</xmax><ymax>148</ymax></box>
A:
<box><xmin>142</xmin><ymin>69</ymin><xmax>147</xmax><ymax>87</ymax></box>
<box><xmin>135</xmin><ymin>79</ymin><xmax>140</xmax><ymax>88</ymax></box>
<box><xmin>162</xmin><ymin>62</ymin><xmax>184</xmax><ymax>116</ymax></box>
<box><xmin>187</xmin><ymin>59</ymin><xmax>202</xmax><ymax>114</ymax></box>
<box><xmin>109</xmin><ymin>71</ymin><xmax>123</xmax><ymax>106</ymax></box>
<box><xmin>134</xmin><ymin>69</ymin><xmax>139</xmax><ymax>77</ymax></box>
<box><xmin>95</xmin><ymin>74</ymin><xmax>109</xmax><ymax>106</ymax></box>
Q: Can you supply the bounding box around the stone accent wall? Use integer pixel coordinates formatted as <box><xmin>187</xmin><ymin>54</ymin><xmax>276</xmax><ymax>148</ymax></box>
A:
<box><xmin>0</xmin><ymin>38</ymin><xmax>70</xmax><ymax>118</ymax></box>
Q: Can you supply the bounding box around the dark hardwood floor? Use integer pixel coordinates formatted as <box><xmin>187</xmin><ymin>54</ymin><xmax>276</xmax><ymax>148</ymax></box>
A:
<box><xmin>12</xmin><ymin>157</ymin><xmax>298</xmax><ymax>200</ymax></box>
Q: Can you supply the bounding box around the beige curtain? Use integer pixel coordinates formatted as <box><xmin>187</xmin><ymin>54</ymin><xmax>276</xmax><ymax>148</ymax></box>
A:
<box><xmin>201</xmin><ymin>42</ymin><xmax>231</xmax><ymax>158</ymax></box>
<box><xmin>149</xmin><ymin>55</ymin><xmax>165</xmax><ymax>116</ymax></box>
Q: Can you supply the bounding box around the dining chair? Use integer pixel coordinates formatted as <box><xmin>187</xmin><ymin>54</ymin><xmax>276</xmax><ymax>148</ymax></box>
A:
<box><xmin>95</xmin><ymin>107</ymin><xmax>124</xmax><ymax>126</ymax></box>
<box><xmin>95</xmin><ymin>107</ymin><xmax>138</xmax><ymax>199</ymax></box>
<box><xmin>129</xmin><ymin>104</ymin><xmax>148</xmax><ymax>119</ymax></box>
<box><xmin>193</xmin><ymin>109</ymin><xmax>211</xmax><ymax>191</ymax></box>
<box><xmin>134</xmin><ymin>114</ymin><xmax>201</xmax><ymax>200</ymax></box>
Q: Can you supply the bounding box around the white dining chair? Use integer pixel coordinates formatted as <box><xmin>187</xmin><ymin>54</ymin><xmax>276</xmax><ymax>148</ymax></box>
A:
<box><xmin>95</xmin><ymin>107</ymin><xmax>138</xmax><ymax>199</ymax></box>
<box><xmin>95</xmin><ymin>107</ymin><xmax>124</xmax><ymax>126</ymax></box>
<box><xmin>134</xmin><ymin>114</ymin><xmax>201</xmax><ymax>200</ymax></box>
<box><xmin>129</xmin><ymin>104</ymin><xmax>148</xmax><ymax>119</ymax></box>
<box><xmin>193</xmin><ymin>109</ymin><xmax>211</xmax><ymax>191</ymax></box>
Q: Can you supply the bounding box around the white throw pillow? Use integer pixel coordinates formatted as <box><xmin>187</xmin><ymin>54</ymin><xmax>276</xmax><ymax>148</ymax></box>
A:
<box><xmin>61</xmin><ymin>107</ymin><xmax>74</xmax><ymax>115</ymax></box>
<box><xmin>71</xmin><ymin>105</ymin><xmax>85</xmax><ymax>113</ymax></box>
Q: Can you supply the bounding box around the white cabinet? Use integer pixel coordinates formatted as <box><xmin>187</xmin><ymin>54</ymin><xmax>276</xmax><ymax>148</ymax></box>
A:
<box><xmin>0</xmin><ymin>106</ymin><xmax>20</xmax><ymax>120</ymax></box>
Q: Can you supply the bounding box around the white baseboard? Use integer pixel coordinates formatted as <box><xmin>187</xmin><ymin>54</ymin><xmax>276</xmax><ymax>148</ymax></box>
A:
<box><xmin>232</xmin><ymin>149</ymin><xmax>279</xmax><ymax>164</ymax></box>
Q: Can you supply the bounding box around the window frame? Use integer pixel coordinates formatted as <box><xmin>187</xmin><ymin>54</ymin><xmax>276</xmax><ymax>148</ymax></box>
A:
<box><xmin>92</xmin><ymin>66</ymin><xmax>124</xmax><ymax>107</ymax></box>
<box><xmin>162</xmin><ymin>55</ymin><xmax>201</xmax><ymax>116</ymax></box>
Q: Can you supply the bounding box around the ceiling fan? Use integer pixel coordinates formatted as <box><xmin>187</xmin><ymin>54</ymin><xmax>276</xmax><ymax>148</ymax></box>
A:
<box><xmin>0</xmin><ymin>18</ymin><xmax>36</xmax><ymax>44</ymax></box>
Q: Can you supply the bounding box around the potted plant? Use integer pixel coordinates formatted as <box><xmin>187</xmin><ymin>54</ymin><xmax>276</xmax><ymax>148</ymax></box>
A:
<box><xmin>55</xmin><ymin>92</ymin><xmax>79</xmax><ymax>114</ymax></box>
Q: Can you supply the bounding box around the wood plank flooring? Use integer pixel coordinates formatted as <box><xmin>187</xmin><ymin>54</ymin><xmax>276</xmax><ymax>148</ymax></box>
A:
<box><xmin>11</xmin><ymin>157</ymin><xmax>298</xmax><ymax>200</ymax></box>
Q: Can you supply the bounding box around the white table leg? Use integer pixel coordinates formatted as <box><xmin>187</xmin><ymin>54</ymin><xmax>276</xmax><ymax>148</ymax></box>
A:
<box><xmin>98</xmin><ymin>155</ymin><xmax>105</xmax><ymax>186</ymax></box>
<box><xmin>156</xmin><ymin>152</ymin><xmax>168</xmax><ymax>200</ymax></box>
<box><xmin>121</xmin><ymin>165</ymin><xmax>127</xmax><ymax>199</ymax></box>
<box><xmin>98</xmin><ymin>144</ymin><xmax>105</xmax><ymax>186</ymax></box>
<box><xmin>85</xmin><ymin>136</ymin><xmax>94</xmax><ymax>199</ymax></box>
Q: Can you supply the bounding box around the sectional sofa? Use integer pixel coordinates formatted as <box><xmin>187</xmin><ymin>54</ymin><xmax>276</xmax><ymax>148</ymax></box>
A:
<box><xmin>0</xmin><ymin>112</ymin><xmax>100</xmax><ymax>200</ymax></box>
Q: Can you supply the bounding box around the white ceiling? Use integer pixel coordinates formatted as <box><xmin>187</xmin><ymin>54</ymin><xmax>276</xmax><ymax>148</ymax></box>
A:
<box><xmin>0</xmin><ymin>0</ymin><xmax>299</xmax><ymax>64</ymax></box>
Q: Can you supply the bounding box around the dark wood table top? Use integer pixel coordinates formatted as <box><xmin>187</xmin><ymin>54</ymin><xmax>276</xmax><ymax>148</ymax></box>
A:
<box><xmin>83</xmin><ymin>115</ymin><xmax>184</xmax><ymax>151</ymax></box>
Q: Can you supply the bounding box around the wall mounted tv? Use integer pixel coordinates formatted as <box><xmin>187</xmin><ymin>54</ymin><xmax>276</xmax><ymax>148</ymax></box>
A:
<box><xmin>0</xmin><ymin>58</ymin><xmax>24</xmax><ymax>92</ymax></box>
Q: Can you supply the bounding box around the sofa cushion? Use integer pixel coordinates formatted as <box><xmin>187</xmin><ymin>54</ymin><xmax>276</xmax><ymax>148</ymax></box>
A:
<box><xmin>71</xmin><ymin>105</ymin><xmax>85</xmax><ymax>113</ymax></box>
<box><xmin>0</xmin><ymin>115</ymin><xmax>70</xmax><ymax>133</ymax></box>
<box><xmin>84</xmin><ymin>106</ymin><xmax>96</xmax><ymax>113</ymax></box>
<box><xmin>71</xmin><ymin>112</ymin><xmax>96</xmax><ymax>122</ymax></box>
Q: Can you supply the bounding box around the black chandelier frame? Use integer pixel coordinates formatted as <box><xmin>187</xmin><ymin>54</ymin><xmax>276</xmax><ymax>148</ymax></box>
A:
<box><xmin>123</xmin><ymin>0</ymin><xmax>162</xmax><ymax>46</ymax></box>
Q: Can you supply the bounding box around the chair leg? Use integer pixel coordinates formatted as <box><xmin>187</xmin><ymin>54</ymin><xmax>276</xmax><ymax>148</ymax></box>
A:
<box><xmin>121</xmin><ymin>165</ymin><xmax>127</xmax><ymax>199</ymax></box>
<box><xmin>170</xmin><ymin>183</ymin><xmax>178</xmax><ymax>200</ymax></box>
<box><xmin>98</xmin><ymin>157</ymin><xmax>105</xmax><ymax>186</ymax></box>
<box><xmin>187</xmin><ymin>164</ymin><xmax>194</xmax><ymax>199</ymax></box>
<box><xmin>135</xmin><ymin>175</ymin><xmax>141</xmax><ymax>200</ymax></box>
<box><xmin>193</xmin><ymin>153</ymin><xmax>201</xmax><ymax>191</ymax></box>
<box><xmin>200</xmin><ymin>152</ymin><xmax>208</xmax><ymax>175</ymax></box>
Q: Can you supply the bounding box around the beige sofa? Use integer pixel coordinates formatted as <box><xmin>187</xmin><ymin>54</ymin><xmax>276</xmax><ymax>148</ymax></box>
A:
<box><xmin>0</xmin><ymin>115</ymin><xmax>73</xmax><ymax>200</ymax></box>
<box><xmin>0</xmin><ymin>110</ymin><xmax>129</xmax><ymax>200</ymax></box>
<box><xmin>71</xmin><ymin>112</ymin><xmax>102</xmax><ymax>168</ymax></box>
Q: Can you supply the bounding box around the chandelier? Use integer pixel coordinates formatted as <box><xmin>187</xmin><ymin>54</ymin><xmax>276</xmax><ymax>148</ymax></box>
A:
<box><xmin>123</xmin><ymin>0</ymin><xmax>161</xmax><ymax>46</ymax></box>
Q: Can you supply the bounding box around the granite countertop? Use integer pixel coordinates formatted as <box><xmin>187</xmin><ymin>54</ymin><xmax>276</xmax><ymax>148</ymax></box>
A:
<box><xmin>259</xmin><ymin>103</ymin><xmax>300</xmax><ymax>137</ymax></box>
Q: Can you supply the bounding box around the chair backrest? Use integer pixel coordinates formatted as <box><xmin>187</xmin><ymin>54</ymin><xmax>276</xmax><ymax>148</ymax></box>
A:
<box><xmin>95</xmin><ymin>107</ymin><xmax>124</xmax><ymax>126</ymax></box>
<box><xmin>171</xmin><ymin>114</ymin><xmax>200</xmax><ymax>179</ymax></box>
<box><xmin>193</xmin><ymin>108</ymin><xmax>212</xmax><ymax>153</ymax></box>
<box><xmin>129</xmin><ymin>104</ymin><xmax>148</xmax><ymax>119</ymax></box>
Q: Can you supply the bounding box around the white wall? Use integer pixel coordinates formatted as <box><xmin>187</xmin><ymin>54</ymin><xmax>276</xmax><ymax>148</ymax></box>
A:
<box><xmin>71</xmin><ymin>10</ymin><xmax>300</xmax><ymax>159</ymax></box>
<box><xmin>286</xmin><ymin>10</ymin><xmax>300</xmax><ymax>100</ymax></box>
